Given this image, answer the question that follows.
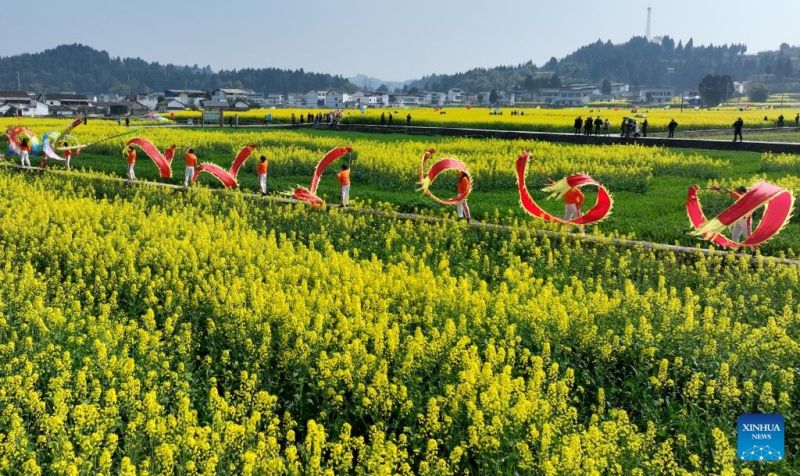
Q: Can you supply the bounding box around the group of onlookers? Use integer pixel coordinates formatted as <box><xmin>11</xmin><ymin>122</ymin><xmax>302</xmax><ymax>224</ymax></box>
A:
<box><xmin>573</xmin><ymin>116</ymin><xmax>611</xmax><ymax>136</ymax></box>
<box><xmin>290</xmin><ymin>111</ymin><xmax>342</xmax><ymax>126</ymax></box>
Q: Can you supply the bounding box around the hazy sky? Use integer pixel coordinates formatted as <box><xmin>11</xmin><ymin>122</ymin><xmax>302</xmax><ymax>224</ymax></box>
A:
<box><xmin>0</xmin><ymin>0</ymin><xmax>797</xmax><ymax>80</ymax></box>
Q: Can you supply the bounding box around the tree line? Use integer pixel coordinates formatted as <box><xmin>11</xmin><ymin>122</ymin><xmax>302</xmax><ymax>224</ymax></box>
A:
<box><xmin>0</xmin><ymin>44</ymin><xmax>355</xmax><ymax>95</ymax></box>
<box><xmin>410</xmin><ymin>36</ymin><xmax>798</xmax><ymax>95</ymax></box>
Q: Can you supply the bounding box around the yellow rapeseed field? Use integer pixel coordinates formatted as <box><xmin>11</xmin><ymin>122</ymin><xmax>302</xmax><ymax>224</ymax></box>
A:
<box><xmin>1</xmin><ymin>118</ymin><xmax>726</xmax><ymax>193</ymax></box>
<box><xmin>171</xmin><ymin>106</ymin><xmax>800</xmax><ymax>133</ymax></box>
<box><xmin>0</xmin><ymin>170</ymin><xmax>797</xmax><ymax>474</ymax></box>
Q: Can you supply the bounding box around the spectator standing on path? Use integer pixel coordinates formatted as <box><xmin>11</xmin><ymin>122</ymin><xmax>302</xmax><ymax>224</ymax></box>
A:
<box><xmin>641</xmin><ymin>119</ymin><xmax>649</xmax><ymax>137</ymax></box>
<box><xmin>795</xmin><ymin>113</ymin><xmax>799</xmax><ymax>126</ymax></box>
<box><xmin>380</xmin><ymin>112</ymin><xmax>386</xmax><ymax>125</ymax></box>
<box><xmin>406</xmin><ymin>113</ymin><xmax>411</xmax><ymax>125</ymax></box>
<box><xmin>583</xmin><ymin>116</ymin><xmax>593</xmax><ymax>135</ymax></box>
<box><xmin>291</xmin><ymin>113</ymin><xmax>296</xmax><ymax>125</ymax></box>
<box><xmin>594</xmin><ymin>117</ymin><xmax>602</xmax><ymax>135</ymax></box>
<box><xmin>574</xmin><ymin>116</ymin><xmax>583</xmax><ymax>134</ymax></box>
<box><xmin>388</xmin><ymin>113</ymin><xmax>393</xmax><ymax>125</ymax></box>
<box><xmin>778</xmin><ymin>115</ymin><xmax>785</xmax><ymax>127</ymax></box>
<box><xmin>603</xmin><ymin>119</ymin><xmax>610</xmax><ymax>136</ymax></box>
<box><xmin>667</xmin><ymin>119</ymin><xmax>678</xmax><ymax>138</ymax></box>
<box><xmin>183</xmin><ymin>148</ymin><xmax>198</xmax><ymax>187</ymax></box>
<box><xmin>733</xmin><ymin>117</ymin><xmax>744</xmax><ymax>143</ymax></box>
<box><xmin>125</xmin><ymin>116</ymin><xmax>130</xmax><ymax>127</ymax></box>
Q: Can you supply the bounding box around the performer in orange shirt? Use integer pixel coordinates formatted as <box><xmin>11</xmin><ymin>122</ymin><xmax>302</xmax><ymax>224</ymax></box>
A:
<box><xmin>336</xmin><ymin>164</ymin><xmax>350</xmax><ymax>207</ymax></box>
<box><xmin>563</xmin><ymin>185</ymin><xmax>585</xmax><ymax>232</ymax></box>
<box><xmin>184</xmin><ymin>148</ymin><xmax>198</xmax><ymax>187</ymax></box>
<box><xmin>456</xmin><ymin>171</ymin><xmax>471</xmax><ymax>222</ymax></box>
<box><xmin>126</xmin><ymin>146</ymin><xmax>137</xmax><ymax>180</ymax></box>
<box><xmin>563</xmin><ymin>185</ymin><xmax>584</xmax><ymax>221</ymax></box>
<box><xmin>256</xmin><ymin>155</ymin><xmax>269</xmax><ymax>195</ymax></box>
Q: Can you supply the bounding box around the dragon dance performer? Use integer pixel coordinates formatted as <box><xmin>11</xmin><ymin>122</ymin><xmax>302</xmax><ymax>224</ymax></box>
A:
<box><xmin>564</xmin><ymin>184</ymin><xmax>584</xmax><ymax>221</ymax></box>
<box><xmin>337</xmin><ymin>164</ymin><xmax>350</xmax><ymax>207</ymax></box>
<box><xmin>184</xmin><ymin>148</ymin><xmax>198</xmax><ymax>187</ymax></box>
<box><xmin>126</xmin><ymin>146</ymin><xmax>137</xmax><ymax>180</ymax></box>
<box><xmin>560</xmin><ymin>181</ymin><xmax>585</xmax><ymax>233</ymax></box>
<box><xmin>711</xmin><ymin>185</ymin><xmax>752</xmax><ymax>243</ymax></box>
<box><xmin>19</xmin><ymin>137</ymin><xmax>31</xmax><ymax>167</ymax></box>
<box><xmin>256</xmin><ymin>156</ymin><xmax>269</xmax><ymax>195</ymax></box>
<box><xmin>63</xmin><ymin>141</ymin><xmax>72</xmax><ymax>171</ymax></box>
<box><xmin>456</xmin><ymin>171</ymin><xmax>471</xmax><ymax>222</ymax></box>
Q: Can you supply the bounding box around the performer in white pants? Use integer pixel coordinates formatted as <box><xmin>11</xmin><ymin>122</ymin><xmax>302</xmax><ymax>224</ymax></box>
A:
<box><xmin>456</xmin><ymin>172</ymin><xmax>471</xmax><ymax>221</ymax></box>
<box><xmin>63</xmin><ymin>142</ymin><xmax>72</xmax><ymax>171</ymax></box>
<box><xmin>563</xmin><ymin>186</ymin><xmax>585</xmax><ymax>233</ymax></box>
<box><xmin>456</xmin><ymin>200</ymin><xmax>471</xmax><ymax>220</ymax></box>
<box><xmin>184</xmin><ymin>166</ymin><xmax>195</xmax><ymax>186</ymax></box>
<box><xmin>125</xmin><ymin>146</ymin><xmax>137</xmax><ymax>180</ymax></box>
<box><xmin>564</xmin><ymin>203</ymin><xmax>580</xmax><ymax>221</ymax></box>
<box><xmin>337</xmin><ymin>164</ymin><xmax>350</xmax><ymax>207</ymax></box>
<box><xmin>731</xmin><ymin>216</ymin><xmax>752</xmax><ymax>243</ymax></box>
<box><xmin>256</xmin><ymin>156</ymin><xmax>268</xmax><ymax>195</ymax></box>
<box><xmin>19</xmin><ymin>138</ymin><xmax>31</xmax><ymax>167</ymax></box>
<box><xmin>712</xmin><ymin>185</ymin><xmax>751</xmax><ymax>243</ymax></box>
<box><xmin>184</xmin><ymin>148</ymin><xmax>197</xmax><ymax>187</ymax></box>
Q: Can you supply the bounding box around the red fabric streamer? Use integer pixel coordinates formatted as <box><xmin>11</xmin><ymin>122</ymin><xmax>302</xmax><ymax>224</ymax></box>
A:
<box><xmin>126</xmin><ymin>138</ymin><xmax>177</xmax><ymax>178</ymax></box>
<box><xmin>417</xmin><ymin>148</ymin><xmax>472</xmax><ymax>205</ymax></box>
<box><xmin>686</xmin><ymin>182</ymin><xmax>794</xmax><ymax>248</ymax></box>
<box><xmin>292</xmin><ymin>146</ymin><xmax>354</xmax><ymax>207</ymax></box>
<box><xmin>62</xmin><ymin>118</ymin><xmax>82</xmax><ymax>135</ymax></box>
<box><xmin>515</xmin><ymin>151</ymin><xmax>613</xmax><ymax>225</ymax></box>
<box><xmin>192</xmin><ymin>145</ymin><xmax>257</xmax><ymax>188</ymax></box>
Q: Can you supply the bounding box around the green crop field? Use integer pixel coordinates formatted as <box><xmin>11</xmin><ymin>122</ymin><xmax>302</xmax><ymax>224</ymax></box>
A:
<box><xmin>4</xmin><ymin>118</ymin><xmax>797</xmax><ymax>255</ymax></box>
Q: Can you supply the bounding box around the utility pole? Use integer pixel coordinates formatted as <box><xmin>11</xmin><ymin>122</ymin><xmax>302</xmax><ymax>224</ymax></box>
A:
<box><xmin>127</xmin><ymin>74</ymin><xmax>131</xmax><ymax>98</ymax></box>
<box><xmin>645</xmin><ymin>7</ymin><xmax>652</xmax><ymax>41</ymax></box>
<box><xmin>17</xmin><ymin>70</ymin><xmax>21</xmax><ymax>90</ymax></box>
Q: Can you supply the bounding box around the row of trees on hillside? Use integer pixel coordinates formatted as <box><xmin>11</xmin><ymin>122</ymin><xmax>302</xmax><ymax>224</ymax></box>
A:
<box><xmin>411</xmin><ymin>37</ymin><xmax>798</xmax><ymax>96</ymax></box>
<box><xmin>0</xmin><ymin>44</ymin><xmax>355</xmax><ymax>95</ymax></box>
